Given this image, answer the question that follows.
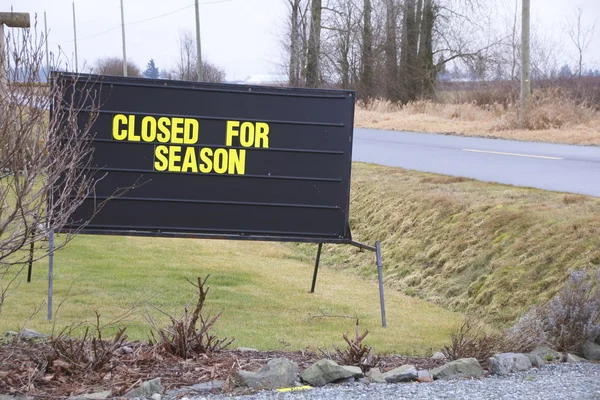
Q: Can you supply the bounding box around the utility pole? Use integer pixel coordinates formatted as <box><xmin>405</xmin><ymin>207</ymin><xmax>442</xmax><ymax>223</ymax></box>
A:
<box><xmin>520</xmin><ymin>0</ymin><xmax>530</xmax><ymax>114</ymax></box>
<box><xmin>194</xmin><ymin>0</ymin><xmax>203</xmax><ymax>81</ymax></box>
<box><xmin>120</xmin><ymin>0</ymin><xmax>128</xmax><ymax>76</ymax></box>
<box><xmin>72</xmin><ymin>2</ymin><xmax>78</xmax><ymax>72</ymax></box>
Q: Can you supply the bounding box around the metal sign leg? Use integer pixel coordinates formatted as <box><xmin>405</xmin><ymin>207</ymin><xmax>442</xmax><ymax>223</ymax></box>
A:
<box><xmin>310</xmin><ymin>243</ymin><xmax>323</xmax><ymax>293</ymax></box>
<box><xmin>376</xmin><ymin>241</ymin><xmax>387</xmax><ymax>328</ymax></box>
<box><xmin>47</xmin><ymin>230</ymin><xmax>54</xmax><ymax>321</ymax></box>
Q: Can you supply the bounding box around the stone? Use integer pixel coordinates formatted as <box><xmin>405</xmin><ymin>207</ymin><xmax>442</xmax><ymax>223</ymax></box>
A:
<box><xmin>237</xmin><ymin>347</ymin><xmax>259</xmax><ymax>352</ymax></box>
<box><xmin>235</xmin><ymin>358</ymin><xmax>298</xmax><ymax>389</ymax></box>
<box><xmin>300</xmin><ymin>359</ymin><xmax>363</xmax><ymax>387</ymax></box>
<box><xmin>166</xmin><ymin>380</ymin><xmax>224</xmax><ymax>397</ymax></box>
<box><xmin>151</xmin><ymin>394</ymin><xmax>161</xmax><ymax>400</ymax></box>
<box><xmin>365</xmin><ymin>368</ymin><xmax>385</xmax><ymax>383</ymax></box>
<box><xmin>565</xmin><ymin>353</ymin><xmax>588</xmax><ymax>363</ymax></box>
<box><xmin>382</xmin><ymin>364</ymin><xmax>418</xmax><ymax>383</ymax></box>
<box><xmin>117</xmin><ymin>345</ymin><xmax>133</xmax><ymax>355</ymax></box>
<box><xmin>527</xmin><ymin>354</ymin><xmax>545</xmax><ymax>368</ymax></box>
<box><xmin>124</xmin><ymin>378</ymin><xmax>163</xmax><ymax>398</ymax></box>
<box><xmin>430</xmin><ymin>358</ymin><xmax>484</xmax><ymax>380</ymax></box>
<box><xmin>581</xmin><ymin>341</ymin><xmax>600</xmax><ymax>361</ymax></box>
<box><xmin>530</xmin><ymin>346</ymin><xmax>562</xmax><ymax>363</ymax></box>
<box><xmin>488</xmin><ymin>353</ymin><xmax>532</xmax><ymax>376</ymax></box>
<box><xmin>417</xmin><ymin>370</ymin><xmax>433</xmax><ymax>383</ymax></box>
<box><xmin>18</xmin><ymin>328</ymin><xmax>48</xmax><ymax>339</ymax></box>
<box><xmin>431</xmin><ymin>352</ymin><xmax>446</xmax><ymax>360</ymax></box>
<box><xmin>67</xmin><ymin>392</ymin><xmax>111</xmax><ymax>400</ymax></box>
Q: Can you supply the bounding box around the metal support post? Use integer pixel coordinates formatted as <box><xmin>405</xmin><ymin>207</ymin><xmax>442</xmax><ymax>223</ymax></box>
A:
<box><xmin>376</xmin><ymin>241</ymin><xmax>387</xmax><ymax>328</ymax></box>
<box><xmin>47</xmin><ymin>230</ymin><xmax>54</xmax><ymax>320</ymax></box>
<box><xmin>310</xmin><ymin>242</ymin><xmax>322</xmax><ymax>293</ymax></box>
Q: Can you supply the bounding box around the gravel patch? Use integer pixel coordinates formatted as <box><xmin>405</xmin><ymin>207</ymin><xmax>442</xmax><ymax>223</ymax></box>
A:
<box><xmin>178</xmin><ymin>363</ymin><xmax>600</xmax><ymax>400</ymax></box>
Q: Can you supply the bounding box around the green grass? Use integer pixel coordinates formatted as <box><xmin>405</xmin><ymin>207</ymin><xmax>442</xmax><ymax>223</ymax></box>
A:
<box><xmin>0</xmin><ymin>234</ymin><xmax>462</xmax><ymax>356</ymax></box>
<box><xmin>301</xmin><ymin>163</ymin><xmax>600</xmax><ymax>326</ymax></box>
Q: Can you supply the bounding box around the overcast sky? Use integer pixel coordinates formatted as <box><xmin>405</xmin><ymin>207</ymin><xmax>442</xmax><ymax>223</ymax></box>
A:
<box><xmin>6</xmin><ymin>0</ymin><xmax>600</xmax><ymax>80</ymax></box>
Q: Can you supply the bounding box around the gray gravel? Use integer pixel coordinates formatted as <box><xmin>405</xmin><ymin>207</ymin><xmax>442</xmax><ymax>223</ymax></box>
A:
<box><xmin>177</xmin><ymin>363</ymin><xmax>600</xmax><ymax>400</ymax></box>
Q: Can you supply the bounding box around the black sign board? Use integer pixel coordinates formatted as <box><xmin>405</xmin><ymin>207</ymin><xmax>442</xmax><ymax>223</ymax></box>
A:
<box><xmin>54</xmin><ymin>73</ymin><xmax>355</xmax><ymax>243</ymax></box>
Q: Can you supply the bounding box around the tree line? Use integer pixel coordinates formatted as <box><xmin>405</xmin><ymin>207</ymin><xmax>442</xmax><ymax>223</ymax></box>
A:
<box><xmin>281</xmin><ymin>0</ymin><xmax>597</xmax><ymax>103</ymax></box>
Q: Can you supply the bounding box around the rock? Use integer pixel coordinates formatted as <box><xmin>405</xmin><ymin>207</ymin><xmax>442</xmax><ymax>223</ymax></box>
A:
<box><xmin>151</xmin><ymin>394</ymin><xmax>161</xmax><ymax>400</ymax></box>
<box><xmin>235</xmin><ymin>358</ymin><xmax>298</xmax><ymax>389</ymax></box>
<box><xmin>488</xmin><ymin>353</ymin><xmax>532</xmax><ymax>376</ymax></box>
<box><xmin>300</xmin><ymin>359</ymin><xmax>363</xmax><ymax>387</ymax></box>
<box><xmin>430</xmin><ymin>358</ymin><xmax>484</xmax><ymax>380</ymax></box>
<box><xmin>166</xmin><ymin>380</ymin><xmax>224</xmax><ymax>397</ymax></box>
<box><xmin>237</xmin><ymin>347</ymin><xmax>259</xmax><ymax>352</ymax></box>
<box><xmin>18</xmin><ymin>328</ymin><xmax>48</xmax><ymax>339</ymax></box>
<box><xmin>565</xmin><ymin>353</ymin><xmax>588</xmax><ymax>363</ymax></box>
<box><xmin>117</xmin><ymin>345</ymin><xmax>133</xmax><ymax>355</ymax></box>
<box><xmin>431</xmin><ymin>352</ymin><xmax>446</xmax><ymax>360</ymax></box>
<box><xmin>67</xmin><ymin>392</ymin><xmax>111</xmax><ymax>400</ymax></box>
<box><xmin>527</xmin><ymin>354</ymin><xmax>545</xmax><ymax>368</ymax></box>
<box><xmin>365</xmin><ymin>368</ymin><xmax>385</xmax><ymax>383</ymax></box>
<box><xmin>382</xmin><ymin>364</ymin><xmax>418</xmax><ymax>383</ymax></box>
<box><xmin>417</xmin><ymin>370</ymin><xmax>433</xmax><ymax>383</ymax></box>
<box><xmin>124</xmin><ymin>378</ymin><xmax>163</xmax><ymax>398</ymax></box>
<box><xmin>531</xmin><ymin>346</ymin><xmax>562</xmax><ymax>363</ymax></box>
<box><xmin>582</xmin><ymin>341</ymin><xmax>600</xmax><ymax>361</ymax></box>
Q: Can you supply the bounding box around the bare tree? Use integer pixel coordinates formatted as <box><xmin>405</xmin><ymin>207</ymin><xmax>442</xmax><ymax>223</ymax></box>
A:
<box><xmin>306</xmin><ymin>0</ymin><xmax>322</xmax><ymax>87</ymax></box>
<box><xmin>0</xmin><ymin>28</ymin><xmax>103</xmax><ymax>312</ymax></box>
<box><xmin>94</xmin><ymin>56</ymin><xmax>141</xmax><ymax>77</ymax></box>
<box><xmin>360</xmin><ymin>0</ymin><xmax>374</xmax><ymax>99</ymax></box>
<box><xmin>287</xmin><ymin>0</ymin><xmax>303</xmax><ymax>86</ymax></box>
<box><xmin>172</xmin><ymin>31</ymin><xmax>226</xmax><ymax>83</ymax></box>
<box><xmin>384</xmin><ymin>0</ymin><xmax>399</xmax><ymax>101</ymax></box>
<box><xmin>566</xmin><ymin>7</ymin><xmax>596</xmax><ymax>78</ymax></box>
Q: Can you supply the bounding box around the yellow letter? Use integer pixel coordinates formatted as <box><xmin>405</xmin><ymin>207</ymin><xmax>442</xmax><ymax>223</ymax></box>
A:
<box><xmin>199</xmin><ymin>147</ymin><xmax>213</xmax><ymax>173</ymax></box>
<box><xmin>157</xmin><ymin>117</ymin><xmax>171</xmax><ymax>143</ymax></box>
<box><xmin>213</xmin><ymin>148</ymin><xmax>228</xmax><ymax>174</ymax></box>
<box><xmin>226</xmin><ymin>120</ymin><xmax>240</xmax><ymax>146</ymax></box>
<box><xmin>154</xmin><ymin>145</ymin><xmax>168</xmax><ymax>171</ymax></box>
<box><xmin>183</xmin><ymin>118</ymin><xmax>199</xmax><ymax>144</ymax></box>
<box><xmin>239</xmin><ymin>122</ymin><xmax>255</xmax><ymax>147</ymax></box>
<box><xmin>171</xmin><ymin>117</ymin><xmax>184</xmax><ymax>144</ymax></box>
<box><xmin>112</xmin><ymin>114</ymin><xmax>128</xmax><ymax>140</ymax></box>
<box><xmin>181</xmin><ymin>146</ymin><xmax>199</xmax><ymax>173</ymax></box>
<box><xmin>255</xmin><ymin>122</ymin><xmax>270</xmax><ymax>148</ymax></box>
<box><xmin>141</xmin><ymin>116</ymin><xmax>157</xmax><ymax>142</ymax></box>
<box><xmin>127</xmin><ymin>115</ymin><xmax>140</xmax><ymax>141</ymax></box>
<box><xmin>168</xmin><ymin>146</ymin><xmax>182</xmax><ymax>172</ymax></box>
<box><xmin>228</xmin><ymin>149</ymin><xmax>246</xmax><ymax>175</ymax></box>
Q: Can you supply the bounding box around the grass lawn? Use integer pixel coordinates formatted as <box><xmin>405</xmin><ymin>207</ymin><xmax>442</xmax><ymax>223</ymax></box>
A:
<box><xmin>0</xmin><ymin>234</ymin><xmax>462</xmax><ymax>356</ymax></box>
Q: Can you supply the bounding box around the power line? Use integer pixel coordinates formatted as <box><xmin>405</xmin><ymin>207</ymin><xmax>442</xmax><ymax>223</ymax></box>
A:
<box><xmin>51</xmin><ymin>0</ymin><xmax>234</xmax><ymax>46</ymax></box>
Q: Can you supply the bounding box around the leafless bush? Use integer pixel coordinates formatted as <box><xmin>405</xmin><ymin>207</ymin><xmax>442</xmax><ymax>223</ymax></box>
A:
<box><xmin>0</xmin><ymin>26</ymin><xmax>103</xmax><ymax>312</ymax></box>
<box><xmin>44</xmin><ymin>312</ymin><xmax>127</xmax><ymax>374</ymax></box>
<box><xmin>506</xmin><ymin>267</ymin><xmax>600</xmax><ymax>353</ymax></box>
<box><xmin>320</xmin><ymin>319</ymin><xmax>379</xmax><ymax>372</ymax></box>
<box><xmin>442</xmin><ymin>318</ymin><xmax>504</xmax><ymax>367</ymax></box>
<box><xmin>147</xmin><ymin>275</ymin><xmax>234</xmax><ymax>359</ymax></box>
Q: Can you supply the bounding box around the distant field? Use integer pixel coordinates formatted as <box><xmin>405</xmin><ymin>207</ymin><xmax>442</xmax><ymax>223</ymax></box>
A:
<box><xmin>296</xmin><ymin>163</ymin><xmax>600</xmax><ymax>326</ymax></box>
<box><xmin>0</xmin><ymin>235</ymin><xmax>462</xmax><ymax>356</ymax></box>
<box><xmin>355</xmin><ymin>95</ymin><xmax>600</xmax><ymax>146</ymax></box>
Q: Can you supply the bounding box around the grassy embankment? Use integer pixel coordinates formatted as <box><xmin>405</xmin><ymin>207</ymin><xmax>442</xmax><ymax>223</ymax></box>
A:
<box><xmin>355</xmin><ymin>90</ymin><xmax>600</xmax><ymax>145</ymax></box>
<box><xmin>298</xmin><ymin>163</ymin><xmax>600</xmax><ymax>326</ymax></box>
<box><xmin>0</xmin><ymin>234</ymin><xmax>461</xmax><ymax>355</ymax></box>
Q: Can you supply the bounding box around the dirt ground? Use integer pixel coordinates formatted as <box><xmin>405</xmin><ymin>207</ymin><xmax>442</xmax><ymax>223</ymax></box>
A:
<box><xmin>0</xmin><ymin>341</ymin><xmax>444</xmax><ymax>398</ymax></box>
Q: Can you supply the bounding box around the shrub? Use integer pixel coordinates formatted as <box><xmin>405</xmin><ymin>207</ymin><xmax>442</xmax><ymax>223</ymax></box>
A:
<box><xmin>506</xmin><ymin>266</ymin><xmax>600</xmax><ymax>353</ymax></box>
<box><xmin>441</xmin><ymin>318</ymin><xmax>504</xmax><ymax>367</ymax></box>
<box><xmin>320</xmin><ymin>319</ymin><xmax>379</xmax><ymax>372</ymax></box>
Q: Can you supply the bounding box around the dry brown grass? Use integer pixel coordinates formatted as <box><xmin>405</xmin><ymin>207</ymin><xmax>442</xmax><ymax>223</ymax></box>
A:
<box><xmin>356</xmin><ymin>90</ymin><xmax>600</xmax><ymax>146</ymax></box>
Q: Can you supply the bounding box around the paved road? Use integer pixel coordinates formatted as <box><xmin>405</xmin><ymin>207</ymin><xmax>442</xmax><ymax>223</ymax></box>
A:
<box><xmin>352</xmin><ymin>128</ymin><xmax>600</xmax><ymax>198</ymax></box>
